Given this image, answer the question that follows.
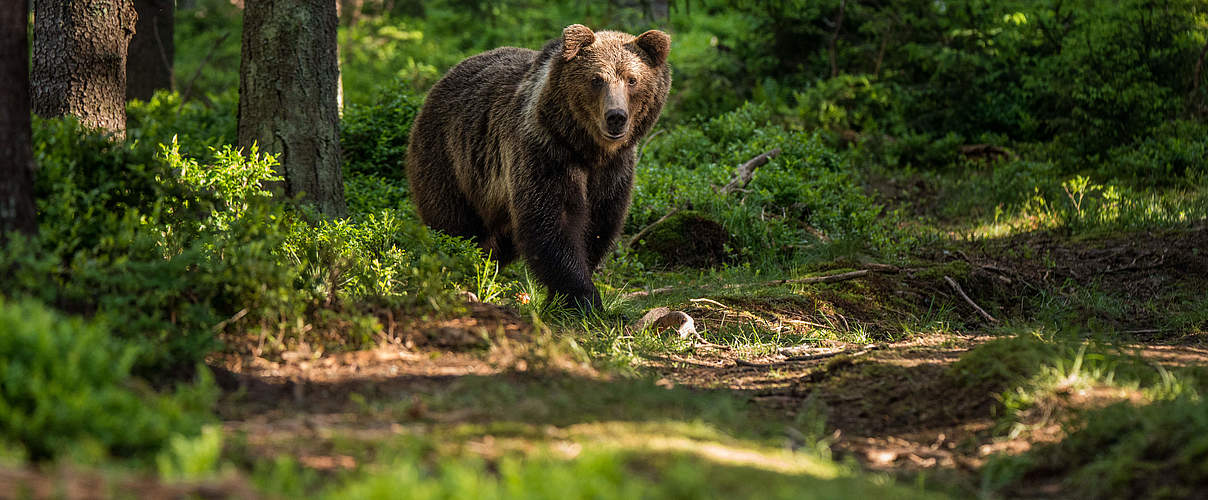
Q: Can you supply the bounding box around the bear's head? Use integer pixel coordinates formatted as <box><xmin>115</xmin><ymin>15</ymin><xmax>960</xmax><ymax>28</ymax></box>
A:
<box><xmin>556</xmin><ymin>24</ymin><xmax>671</xmax><ymax>150</ymax></box>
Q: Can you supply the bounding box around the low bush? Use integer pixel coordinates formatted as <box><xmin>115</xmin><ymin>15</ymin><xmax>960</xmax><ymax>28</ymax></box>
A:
<box><xmin>632</xmin><ymin>103</ymin><xmax>887</xmax><ymax>267</ymax></box>
<box><xmin>0</xmin><ymin>299</ymin><xmax>213</xmax><ymax>462</ymax></box>
<box><xmin>341</xmin><ymin>82</ymin><xmax>423</xmax><ymax>179</ymax></box>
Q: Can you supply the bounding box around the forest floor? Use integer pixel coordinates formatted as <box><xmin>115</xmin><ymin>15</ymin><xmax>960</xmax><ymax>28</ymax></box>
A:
<box><xmin>14</xmin><ymin>206</ymin><xmax>1204</xmax><ymax>498</ymax></box>
<box><xmin>195</xmin><ymin>221</ymin><xmax>1206</xmax><ymax>497</ymax></box>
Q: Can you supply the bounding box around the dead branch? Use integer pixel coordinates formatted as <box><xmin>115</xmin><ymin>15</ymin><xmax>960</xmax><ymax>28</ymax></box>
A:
<box><xmin>742</xmin><ymin>269</ymin><xmax>869</xmax><ymax>288</ymax></box>
<box><xmin>943</xmin><ymin>275</ymin><xmax>998</xmax><ymax>324</ymax></box>
<box><xmin>626</xmin><ymin>208</ymin><xmax>681</xmax><ymax>249</ymax></box>
<box><xmin>689</xmin><ymin>298</ymin><xmax>730</xmax><ymax>309</ymax></box>
<box><xmin>622</xmin><ymin>269</ymin><xmax>872</xmax><ymax>299</ymax></box>
<box><xmin>622</xmin><ymin>286</ymin><xmax>675</xmax><ymax>299</ymax></box>
<box><xmin>785</xmin><ymin>343</ymin><xmax>879</xmax><ymax>362</ymax></box>
<box><xmin>736</xmin><ymin>343</ymin><xmax>880</xmax><ymax>368</ymax></box>
<box><xmin>720</xmin><ymin>148</ymin><xmax>781</xmax><ymax>194</ymax></box>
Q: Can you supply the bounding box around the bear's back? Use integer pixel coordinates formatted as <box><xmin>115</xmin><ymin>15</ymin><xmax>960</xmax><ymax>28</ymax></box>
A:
<box><xmin>426</xmin><ymin>47</ymin><xmax>537</xmax><ymax>113</ymax></box>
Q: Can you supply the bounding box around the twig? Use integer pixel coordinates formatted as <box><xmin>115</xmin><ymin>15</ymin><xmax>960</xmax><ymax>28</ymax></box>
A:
<box><xmin>178</xmin><ymin>31</ymin><xmax>231</xmax><ymax>114</ymax></box>
<box><xmin>944</xmin><ymin>276</ymin><xmax>998</xmax><ymax>323</ymax></box>
<box><xmin>635</xmin><ymin>128</ymin><xmax>665</xmax><ymax>165</ymax></box>
<box><xmin>626</xmin><ymin>208</ymin><xmax>682</xmax><ymax>249</ymax></box>
<box><xmin>720</xmin><ymin>148</ymin><xmax>781</xmax><ymax>194</ymax></box>
<box><xmin>689</xmin><ymin>298</ymin><xmax>730</xmax><ymax>309</ymax></box>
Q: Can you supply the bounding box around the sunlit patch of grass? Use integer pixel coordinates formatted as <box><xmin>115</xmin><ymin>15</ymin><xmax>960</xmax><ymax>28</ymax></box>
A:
<box><xmin>308</xmin><ymin>424</ymin><xmax>939</xmax><ymax>500</ymax></box>
<box><xmin>956</xmin><ymin>331</ymin><xmax>1208</xmax><ymax>497</ymax></box>
<box><xmin>228</xmin><ymin>366</ymin><xmax>943</xmax><ymax>498</ymax></box>
<box><xmin>946</xmin><ymin>175</ymin><xmax>1208</xmax><ymax>240</ymax></box>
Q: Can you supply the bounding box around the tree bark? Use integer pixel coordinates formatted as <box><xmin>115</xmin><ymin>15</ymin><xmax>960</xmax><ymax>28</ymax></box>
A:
<box><xmin>127</xmin><ymin>0</ymin><xmax>174</xmax><ymax>101</ymax></box>
<box><xmin>238</xmin><ymin>0</ymin><xmax>347</xmax><ymax>218</ymax></box>
<box><xmin>0</xmin><ymin>0</ymin><xmax>37</xmax><ymax>241</ymax></box>
<box><xmin>32</xmin><ymin>0</ymin><xmax>137</xmax><ymax>138</ymax></box>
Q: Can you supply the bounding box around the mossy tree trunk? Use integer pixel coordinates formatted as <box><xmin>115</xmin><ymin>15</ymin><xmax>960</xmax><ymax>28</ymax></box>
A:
<box><xmin>31</xmin><ymin>0</ymin><xmax>137</xmax><ymax>138</ymax></box>
<box><xmin>126</xmin><ymin>0</ymin><xmax>174</xmax><ymax>101</ymax></box>
<box><xmin>0</xmin><ymin>0</ymin><xmax>37</xmax><ymax>241</ymax></box>
<box><xmin>237</xmin><ymin>0</ymin><xmax>347</xmax><ymax>218</ymax></box>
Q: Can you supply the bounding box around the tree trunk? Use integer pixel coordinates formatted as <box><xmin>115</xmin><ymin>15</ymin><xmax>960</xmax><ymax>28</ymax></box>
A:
<box><xmin>127</xmin><ymin>0</ymin><xmax>174</xmax><ymax>101</ymax></box>
<box><xmin>0</xmin><ymin>0</ymin><xmax>37</xmax><ymax>241</ymax></box>
<box><xmin>31</xmin><ymin>0</ymin><xmax>137</xmax><ymax>138</ymax></box>
<box><xmin>238</xmin><ymin>0</ymin><xmax>347</xmax><ymax>218</ymax></box>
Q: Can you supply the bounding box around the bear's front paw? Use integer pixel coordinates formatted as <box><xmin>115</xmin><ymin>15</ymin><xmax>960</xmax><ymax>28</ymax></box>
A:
<box><xmin>568</xmin><ymin>287</ymin><xmax>604</xmax><ymax>314</ymax></box>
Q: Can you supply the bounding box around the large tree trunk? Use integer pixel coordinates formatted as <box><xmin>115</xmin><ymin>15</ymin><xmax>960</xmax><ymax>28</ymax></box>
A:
<box><xmin>0</xmin><ymin>0</ymin><xmax>37</xmax><ymax>241</ymax></box>
<box><xmin>126</xmin><ymin>0</ymin><xmax>174</xmax><ymax>101</ymax></box>
<box><xmin>238</xmin><ymin>0</ymin><xmax>347</xmax><ymax>218</ymax></box>
<box><xmin>31</xmin><ymin>0</ymin><xmax>137</xmax><ymax>138</ymax></box>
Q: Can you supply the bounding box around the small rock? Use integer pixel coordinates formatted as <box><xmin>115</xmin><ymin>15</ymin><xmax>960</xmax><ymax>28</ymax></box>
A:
<box><xmin>631</xmin><ymin>307</ymin><xmax>671</xmax><ymax>331</ymax></box>
<box><xmin>631</xmin><ymin>307</ymin><xmax>698</xmax><ymax>339</ymax></box>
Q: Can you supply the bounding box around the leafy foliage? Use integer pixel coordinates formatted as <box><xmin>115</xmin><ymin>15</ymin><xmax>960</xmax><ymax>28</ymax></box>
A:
<box><xmin>0</xmin><ymin>299</ymin><xmax>213</xmax><ymax>461</ymax></box>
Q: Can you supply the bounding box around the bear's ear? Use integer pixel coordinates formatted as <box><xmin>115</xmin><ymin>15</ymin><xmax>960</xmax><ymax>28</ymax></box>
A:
<box><xmin>562</xmin><ymin>24</ymin><xmax>596</xmax><ymax>61</ymax></box>
<box><xmin>634</xmin><ymin>29</ymin><xmax>670</xmax><ymax>67</ymax></box>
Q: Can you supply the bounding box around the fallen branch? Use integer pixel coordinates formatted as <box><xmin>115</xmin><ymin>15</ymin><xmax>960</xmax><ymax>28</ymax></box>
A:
<box><xmin>720</xmin><ymin>148</ymin><xmax>781</xmax><ymax>194</ymax></box>
<box><xmin>785</xmin><ymin>343</ymin><xmax>879</xmax><ymax>362</ymax></box>
<box><xmin>211</xmin><ymin>307</ymin><xmax>249</xmax><ymax>333</ymax></box>
<box><xmin>736</xmin><ymin>343</ymin><xmax>880</xmax><ymax>368</ymax></box>
<box><xmin>622</xmin><ymin>269</ymin><xmax>872</xmax><ymax>299</ymax></box>
<box><xmin>944</xmin><ymin>275</ymin><xmax>998</xmax><ymax>323</ymax></box>
<box><xmin>626</xmin><ymin>207</ymin><xmax>681</xmax><ymax>249</ymax></box>
<box><xmin>739</xmin><ymin>269</ymin><xmax>869</xmax><ymax>288</ymax></box>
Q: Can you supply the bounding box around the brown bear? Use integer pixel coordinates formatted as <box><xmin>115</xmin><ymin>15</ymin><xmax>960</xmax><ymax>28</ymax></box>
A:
<box><xmin>406</xmin><ymin>24</ymin><xmax>671</xmax><ymax>311</ymax></box>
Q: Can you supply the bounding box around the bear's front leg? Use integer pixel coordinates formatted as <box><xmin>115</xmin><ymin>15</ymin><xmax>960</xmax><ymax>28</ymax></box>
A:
<box><xmin>510</xmin><ymin>165</ymin><xmax>602</xmax><ymax>311</ymax></box>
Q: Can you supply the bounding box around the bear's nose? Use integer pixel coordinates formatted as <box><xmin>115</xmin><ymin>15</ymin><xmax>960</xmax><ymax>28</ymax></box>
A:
<box><xmin>605</xmin><ymin>109</ymin><xmax>628</xmax><ymax>136</ymax></box>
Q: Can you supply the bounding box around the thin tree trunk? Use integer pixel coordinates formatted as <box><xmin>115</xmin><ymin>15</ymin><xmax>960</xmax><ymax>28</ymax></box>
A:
<box><xmin>238</xmin><ymin>0</ymin><xmax>347</xmax><ymax>218</ymax></box>
<box><xmin>1</xmin><ymin>0</ymin><xmax>37</xmax><ymax>241</ymax></box>
<box><xmin>828</xmin><ymin>0</ymin><xmax>847</xmax><ymax>78</ymax></box>
<box><xmin>127</xmin><ymin>0</ymin><xmax>175</xmax><ymax>101</ymax></box>
<box><xmin>1191</xmin><ymin>37</ymin><xmax>1208</xmax><ymax>115</ymax></box>
<box><xmin>873</xmin><ymin>28</ymin><xmax>889</xmax><ymax>78</ymax></box>
<box><xmin>32</xmin><ymin>0</ymin><xmax>137</xmax><ymax>138</ymax></box>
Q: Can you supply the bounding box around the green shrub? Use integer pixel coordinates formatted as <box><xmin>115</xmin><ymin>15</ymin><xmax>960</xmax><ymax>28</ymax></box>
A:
<box><xmin>1101</xmin><ymin>120</ymin><xmax>1208</xmax><ymax>187</ymax></box>
<box><xmin>0</xmin><ymin>299</ymin><xmax>213</xmax><ymax>462</ymax></box>
<box><xmin>633</xmin><ymin>103</ymin><xmax>886</xmax><ymax>265</ymax></box>
<box><xmin>126</xmin><ymin>90</ymin><xmax>238</xmax><ymax>160</ymax></box>
<box><xmin>341</xmin><ymin>82</ymin><xmax>423</xmax><ymax>179</ymax></box>
<box><xmin>282</xmin><ymin>208</ymin><xmax>481</xmax><ymax>308</ymax></box>
<box><xmin>1</xmin><ymin>118</ymin><xmax>308</xmax><ymax>372</ymax></box>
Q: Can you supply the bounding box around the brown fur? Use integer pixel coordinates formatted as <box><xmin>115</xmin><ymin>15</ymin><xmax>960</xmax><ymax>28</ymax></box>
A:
<box><xmin>406</xmin><ymin>25</ymin><xmax>671</xmax><ymax>310</ymax></box>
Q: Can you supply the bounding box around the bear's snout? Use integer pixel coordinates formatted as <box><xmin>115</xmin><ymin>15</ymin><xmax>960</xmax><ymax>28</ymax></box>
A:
<box><xmin>604</xmin><ymin>109</ymin><xmax>629</xmax><ymax>138</ymax></box>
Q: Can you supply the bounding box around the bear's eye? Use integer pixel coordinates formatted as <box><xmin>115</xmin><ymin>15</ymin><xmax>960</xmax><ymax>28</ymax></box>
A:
<box><xmin>627</xmin><ymin>76</ymin><xmax>638</xmax><ymax>86</ymax></box>
<box><xmin>591</xmin><ymin>75</ymin><xmax>604</xmax><ymax>88</ymax></box>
